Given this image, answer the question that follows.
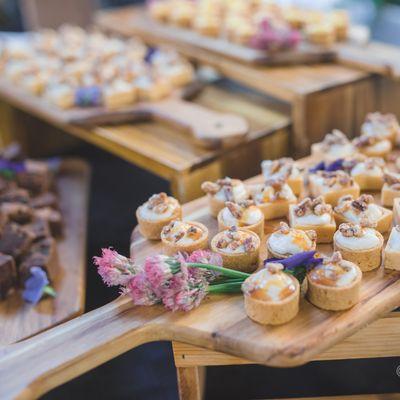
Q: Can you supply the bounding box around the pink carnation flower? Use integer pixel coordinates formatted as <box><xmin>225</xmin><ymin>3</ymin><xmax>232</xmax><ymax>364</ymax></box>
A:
<box><xmin>186</xmin><ymin>250</ymin><xmax>223</xmax><ymax>267</ymax></box>
<box><xmin>126</xmin><ymin>272</ymin><xmax>159</xmax><ymax>306</ymax></box>
<box><xmin>93</xmin><ymin>248</ymin><xmax>139</xmax><ymax>286</ymax></box>
<box><xmin>144</xmin><ymin>255</ymin><xmax>173</xmax><ymax>296</ymax></box>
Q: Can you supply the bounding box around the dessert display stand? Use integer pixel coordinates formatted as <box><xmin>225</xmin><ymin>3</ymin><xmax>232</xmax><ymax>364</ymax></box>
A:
<box><xmin>0</xmin><ymin>156</ymin><xmax>400</xmax><ymax>400</ymax></box>
<box><xmin>0</xmin><ymin>158</ymin><xmax>90</xmax><ymax>345</ymax></box>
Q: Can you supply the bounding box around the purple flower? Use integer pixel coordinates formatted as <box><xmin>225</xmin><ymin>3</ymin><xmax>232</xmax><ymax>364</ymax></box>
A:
<box><xmin>0</xmin><ymin>159</ymin><xmax>26</xmax><ymax>174</ymax></box>
<box><xmin>309</xmin><ymin>161</ymin><xmax>326</xmax><ymax>173</ymax></box>
<box><xmin>22</xmin><ymin>267</ymin><xmax>49</xmax><ymax>304</ymax></box>
<box><xmin>326</xmin><ymin>159</ymin><xmax>345</xmax><ymax>172</ymax></box>
<box><xmin>264</xmin><ymin>251</ymin><xmax>322</xmax><ymax>271</ymax></box>
<box><xmin>75</xmin><ymin>86</ymin><xmax>102</xmax><ymax>107</ymax></box>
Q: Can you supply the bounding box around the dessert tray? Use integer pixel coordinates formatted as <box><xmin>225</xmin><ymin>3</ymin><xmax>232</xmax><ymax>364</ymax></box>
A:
<box><xmin>96</xmin><ymin>6</ymin><xmax>338</xmax><ymax>66</ymax></box>
<box><xmin>0</xmin><ymin>158</ymin><xmax>89</xmax><ymax>345</ymax></box>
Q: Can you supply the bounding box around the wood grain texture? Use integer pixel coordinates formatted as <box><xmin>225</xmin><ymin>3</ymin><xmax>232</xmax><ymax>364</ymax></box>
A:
<box><xmin>0</xmin><ymin>160</ymin><xmax>399</xmax><ymax>399</ymax></box>
<box><xmin>0</xmin><ymin>159</ymin><xmax>89</xmax><ymax>345</ymax></box>
<box><xmin>95</xmin><ymin>6</ymin><xmax>335</xmax><ymax>66</ymax></box>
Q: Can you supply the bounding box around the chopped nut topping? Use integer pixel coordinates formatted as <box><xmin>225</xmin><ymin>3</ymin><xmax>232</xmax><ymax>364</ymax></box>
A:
<box><xmin>278</xmin><ymin>221</ymin><xmax>290</xmax><ymax>234</ymax></box>
<box><xmin>264</xmin><ymin>262</ymin><xmax>284</xmax><ymax>274</ymax></box>
<box><xmin>324</xmin><ymin>251</ymin><xmax>343</xmax><ymax>265</ymax></box>
<box><xmin>384</xmin><ymin>172</ymin><xmax>400</xmax><ymax>190</ymax></box>
<box><xmin>147</xmin><ymin>192</ymin><xmax>170</xmax><ymax>213</ymax></box>
<box><xmin>305</xmin><ymin>230</ymin><xmax>317</xmax><ymax>242</ymax></box>
<box><xmin>294</xmin><ymin>196</ymin><xmax>332</xmax><ymax>217</ymax></box>
<box><xmin>201</xmin><ymin>177</ymin><xmax>242</xmax><ymax>201</ymax></box>
<box><xmin>319</xmin><ymin>170</ymin><xmax>353</xmax><ymax>188</ymax></box>
<box><xmin>351</xmin><ymin>194</ymin><xmax>373</xmax><ymax>212</ymax></box>
<box><xmin>225</xmin><ymin>200</ymin><xmax>254</xmax><ymax>220</ymax></box>
<box><xmin>263</xmin><ymin>177</ymin><xmax>292</xmax><ymax>201</ymax></box>
<box><xmin>216</xmin><ymin>226</ymin><xmax>257</xmax><ymax>252</ymax></box>
<box><xmin>353</xmin><ymin>135</ymin><xmax>381</xmax><ymax>148</ymax></box>
<box><xmin>339</xmin><ymin>222</ymin><xmax>364</xmax><ymax>238</ymax></box>
<box><xmin>201</xmin><ymin>181</ymin><xmax>220</xmax><ymax>195</ymax></box>
<box><xmin>364</xmin><ymin>157</ymin><xmax>385</xmax><ymax>170</ymax></box>
<box><xmin>320</xmin><ymin>129</ymin><xmax>350</xmax><ymax>150</ymax></box>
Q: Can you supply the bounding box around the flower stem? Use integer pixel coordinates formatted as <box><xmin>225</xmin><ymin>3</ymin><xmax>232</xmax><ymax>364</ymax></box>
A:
<box><xmin>43</xmin><ymin>285</ymin><xmax>56</xmax><ymax>298</ymax></box>
<box><xmin>208</xmin><ymin>282</ymin><xmax>243</xmax><ymax>293</ymax></box>
<box><xmin>187</xmin><ymin>263</ymin><xmax>250</xmax><ymax>279</ymax></box>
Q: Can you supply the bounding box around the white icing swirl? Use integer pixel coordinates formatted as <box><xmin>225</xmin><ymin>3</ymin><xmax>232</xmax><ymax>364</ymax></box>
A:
<box><xmin>268</xmin><ymin>230</ymin><xmax>313</xmax><ymax>255</ymax></box>
<box><xmin>295</xmin><ymin>213</ymin><xmax>331</xmax><ymax>226</ymax></box>
<box><xmin>341</xmin><ymin>203</ymin><xmax>383</xmax><ymax>224</ymax></box>
<box><xmin>335</xmin><ymin>228</ymin><xmax>380</xmax><ymax>250</ymax></box>
<box><xmin>351</xmin><ymin>162</ymin><xmax>383</xmax><ymax>177</ymax></box>
<box><xmin>221</xmin><ymin>206</ymin><xmax>262</xmax><ymax>227</ymax></box>
<box><xmin>310</xmin><ymin>262</ymin><xmax>358</xmax><ymax>287</ymax></box>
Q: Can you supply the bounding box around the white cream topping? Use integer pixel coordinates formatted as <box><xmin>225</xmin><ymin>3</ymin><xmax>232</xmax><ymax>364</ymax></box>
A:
<box><xmin>252</xmin><ymin>183</ymin><xmax>296</xmax><ymax>204</ymax></box>
<box><xmin>365</xmin><ymin>139</ymin><xmax>391</xmax><ymax>153</ymax></box>
<box><xmin>163</xmin><ymin>221</ymin><xmax>204</xmax><ymax>245</ymax></box>
<box><xmin>261</xmin><ymin>159</ymin><xmax>300</xmax><ymax>180</ymax></box>
<box><xmin>335</xmin><ymin>228</ymin><xmax>380</xmax><ymax>250</ymax></box>
<box><xmin>221</xmin><ymin>206</ymin><xmax>262</xmax><ymax>227</ymax></box>
<box><xmin>214</xmin><ymin>181</ymin><xmax>247</xmax><ymax>202</ymax></box>
<box><xmin>387</xmin><ymin>227</ymin><xmax>400</xmax><ymax>251</ymax></box>
<box><xmin>268</xmin><ymin>230</ymin><xmax>313</xmax><ymax>255</ymax></box>
<box><xmin>351</xmin><ymin>162</ymin><xmax>383</xmax><ymax>177</ymax></box>
<box><xmin>295</xmin><ymin>213</ymin><xmax>331</xmax><ymax>226</ymax></box>
<box><xmin>327</xmin><ymin>143</ymin><xmax>355</xmax><ymax>158</ymax></box>
<box><xmin>139</xmin><ymin>201</ymin><xmax>177</xmax><ymax>221</ymax></box>
<box><xmin>310</xmin><ymin>262</ymin><xmax>358</xmax><ymax>287</ymax></box>
<box><xmin>342</xmin><ymin>203</ymin><xmax>383</xmax><ymax>224</ymax></box>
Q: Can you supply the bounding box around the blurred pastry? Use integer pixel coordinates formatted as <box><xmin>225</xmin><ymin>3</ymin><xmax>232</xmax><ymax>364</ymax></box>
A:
<box><xmin>383</xmin><ymin>226</ymin><xmax>400</xmax><ymax>271</ymax></box>
<box><xmin>311</xmin><ymin>130</ymin><xmax>355</xmax><ymax>161</ymax></box>
<box><xmin>348</xmin><ymin>157</ymin><xmax>385</xmax><ymax>191</ymax></box>
<box><xmin>353</xmin><ymin>135</ymin><xmax>392</xmax><ymax>158</ymax></box>
<box><xmin>381</xmin><ymin>172</ymin><xmax>400</xmax><ymax>207</ymax></box>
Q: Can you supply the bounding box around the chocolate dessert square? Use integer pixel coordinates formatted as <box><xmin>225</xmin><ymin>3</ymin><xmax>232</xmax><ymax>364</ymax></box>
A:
<box><xmin>17</xmin><ymin>160</ymin><xmax>51</xmax><ymax>195</ymax></box>
<box><xmin>30</xmin><ymin>192</ymin><xmax>59</xmax><ymax>209</ymax></box>
<box><xmin>0</xmin><ymin>253</ymin><xmax>16</xmax><ymax>300</ymax></box>
<box><xmin>34</xmin><ymin>208</ymin><xmax>62</xmax><ymax>236</ymax></box>
<box><xmin>0</xmin><ymin>222</ymin><xmax>34</xmax><ymax>261</ymax></box>
<box><xmin>0</xmin><ymin>202</ymin><xmax>33</xmax><ymax>224</ymax></box>
<box><xmin>18</xmin><ymin>237</ymin><xmax>56</xmax><ymax>285</ymax></box>
<box><xmin>0</xmin><ymin>188</ymin><xmax>30</xmax><ymax>204</ymax></box>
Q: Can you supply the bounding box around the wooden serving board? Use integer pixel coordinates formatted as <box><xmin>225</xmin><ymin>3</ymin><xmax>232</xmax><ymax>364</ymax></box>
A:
<box><xmin>0</xmin><ymin>158</ymin><xmax>89</xmax><ymax>345</ymax></box>
<box><xmin>1</xmin><ymin>160</ymin><xmax>400</xmax><ymax>400</ymax></box>
<box><xmin>96</xmin><ymin>6</ymin><xmax>336</xmax><ymax>66</ymax></box>
<box><xmin>0</xmin><ymin>77</ymin><xmax>249</xmax><ymax>149</ymax></box>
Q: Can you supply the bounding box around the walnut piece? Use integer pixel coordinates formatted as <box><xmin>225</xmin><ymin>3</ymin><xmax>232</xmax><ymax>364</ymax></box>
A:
<box><xmin>384</xmin><ymin>172</ymin><xmax>400</xmax><ymax>189</ymax></box>
<box><xmin>278</xmin><ymin>221</ymin><xmax>290</xmax><ymax>234</ymax></box>
<box><xmin>339</xmin><ymin>223</ymin><xmax>364</xmax><ymax>238</ymax></box>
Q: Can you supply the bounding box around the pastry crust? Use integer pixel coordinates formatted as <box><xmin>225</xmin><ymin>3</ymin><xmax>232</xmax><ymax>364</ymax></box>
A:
<box><xmin>384</xmin><ymin>230</ymin><xmax>400</xmax><ymax>271</ymax></box>
<box><xmin>287</xmin><ymin>175</ymin><xmax>304</xmax><ymax>197</ymax></box>
<box><xmin>381</xmin><ymin>183</ymin><xmax>400</xmax><ymax>207</ymax></box>
<box><xmin>394</xmin><ymin>198</ymin><xmax>400</xmax><ymax>225</ymax></box>
<box><xmin>333</xmin><ymin>206</ymin><xmax>393</xmax><ymax>234</ymax></box>
<box><xmin>333</xmin><ymin>229</ymin><xmax>384</xmax><ymax>272</ymax></box>
<box><xmin>210</xmin><ymin>229</ymin><xmax>260</xmax><ymax>273</ymax></box>
<box><xmin>352</xmin><ymin>174</ymin><xmax>384</xmax><ymax>191</ymax></box>
<box><xmin>258</xmin><ymin>198</ymin><xmax>296</xmax><ymax>220</ymax></box>
<box><xmin>288</xmin><ymin>205</ymin><xmax>336</xmax><ymax>244</ymax></box>
<box><xmin>310</xmin><ymin>180</ymin><xmax>360</xmax><ymax>207</ymax></box>
<box><xmin>208</xmin><ymin>194</ymin><xmax>226</xmax><ymax>218</ymax></box>
<box><xmin>244</xmin><ymin>276</ymin><xmax>300</xmax><ymax>325</ymax></box>
<box><xmin>161</xmin><ymin>221</ymin><xmax>209</xmax><ymax>256</ymax></box>
<box><xmin>307</xmin><ymin>266</ymin><xmax>361</xmax><ymax>311</ymax></box>
<box><xmin>217</xmin><ymin>210</ymin><xmax>264</xmax><ymax>238</ymax></box>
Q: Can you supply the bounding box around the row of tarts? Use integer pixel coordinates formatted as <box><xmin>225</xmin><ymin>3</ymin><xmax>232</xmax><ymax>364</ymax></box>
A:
<box><xmin>135</xmin><ymin>112</ymin><xmax>400</xmax><ymax>325</ymax></box>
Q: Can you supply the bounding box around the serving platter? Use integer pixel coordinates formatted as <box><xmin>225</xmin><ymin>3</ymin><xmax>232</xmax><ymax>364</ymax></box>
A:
<box><xmin>0</xmin><ymin>158</ymin><xmax>89</xmax><ymax>345</ymax></box>
<box><xmin>0</xmin><ymin>155</ymin><xmax>399</xmax><ymax>400</ymax></box>
<box><xmin>96</xmin><ymin>6</ymin><xmax>336</xmax><ymax>66</ymax></box>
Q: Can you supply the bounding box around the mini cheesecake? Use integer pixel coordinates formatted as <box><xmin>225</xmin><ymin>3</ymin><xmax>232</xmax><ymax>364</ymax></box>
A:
<box><xmin>266</xmin><ymin>222</ymin><xmax>316</xmax><ymax>258</ymax></box>
<box><xmin>394</xmin><ymin>198</ymin><xmax>400</xmax><ymax>225</ymax></box>
<box><xmin>136</xmin><ymin>193</ymin><xmax>182</xmax><ymax>240</ymax></box>
<box><xmin>334</xmin><ymin>194</ymin><xmax>392</xmax><ymax>234</ymax></box>
<box><xmin>353</xmin><ymin>135</ymin><xmax>392</xmax><ymax>158</ymax></box>
<box><xmin>161</xmin><ymin>220</ymin><xmax>209</xmax><ymax>256</ymax></box>
<box><xmin>307</xmin><ymin>251</ymin><xmax>361</xmax><ymax>311</ymax></box>
<box><xmin>103</xmin><ymin>80</ymin><xmax>136</xmax><ymax>108</ymax></box>
<box><xmin>250</xmin><ymin>178</ymin><xmax>297</xmax><ymax>220</ymax></box>
<box><xmin>361</xmin><ymin>112</ymin><xmax>400</xmax><ymax>145</ymax></box>
<box><xmin>211</xmin><ymin>227</ymin><xmax>260</xmax><ymax>272</ymax></box>
<box><xmin>381</xmin><ymin>172</ymin><xmax>400</xmax><ymax>207</ymax></box>
<box><xmin>349</xmin><ymin>157</ymin><xmax>386</xmax><ymax>191</ymax></box>
<box><xmin>383</xmin><ymin>226</ymin><xmax>400</xmax><ymax>271</ymax></box>
<box><xmin>305</xmin><ymin>22</ymin><xmax>336</xmax><ymax>46</ymax></box>
<box><xmin>242</xmin><ymin>263</ymin><xmax>300</xmax><ymax>325</ymax></box>
<box><xmin>217</xmin><ymin>200</ymin><xmax>264</xmax><ymax>238</ymax></box>
<box><xmin>261</xmin><ymin>157</ymin><xmax>303</xmax><ymax>196</ymax></box>
<box><xmin>201</xmin><ymin>177</ymin><xmax>249</xmax><ymax>218</ymax></box>
<box><xmin>135</xmin><ymin>75</ymin><xmax>171</xmax><ymax>101</ymax></box>
<box><xmin>311</xmin><ymin>130</ymin><xmax>355</xmax><ymax>161</ymax></box>
<box><xmin>333</xmin><ymin>222</ymin><xmax>383</xmax><ymax>272</ymax></box>
<box><xmin>289</xmin><ymin>197</ymin><xmax>336</xmax><ymax>243</ymax></box>
<box><xmin>309</xmin><ymin>170</ymin><xmax>360</xmax><ymax>206</ymax></box>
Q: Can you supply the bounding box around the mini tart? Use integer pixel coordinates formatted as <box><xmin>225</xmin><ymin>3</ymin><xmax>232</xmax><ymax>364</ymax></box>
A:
<box><xmin>288</xmin><ymin>197</ymin><xmax>336</xmax><ymax>244</ymax></box>
<box><xmin>384</xmin><ymin>226</ymin><xmax>400</xmax><ymax>271</ymax></box>
<box><xmin>381</xmin><ymin>172</ymin><xmax>400</xmax><ymax>207</ymax></box>
<box><xmin>333</xmin><ymin>223</ymin><xmax>384</xmax><ymax>272</ymax></box>
<box><xmin>261</xmin><ymin>158</ymin><xmax>303</xmax><ymax>196</ymax></box>
<box><xmin>361</xmin><ymin>112</ymin><xmax>400</xmax><ymax>145</ymax></box>
<box><xmin>161</xmin><ymin>220</ymin><xmax>208</xmax><ymax>256</ymax></box>
<box><xmin>353</xmin><ymin>135</ymin><xmax>392</xmax><ymax>158</ymax></box>
<box><xmin>103</xmin><ymin>80</ymin><xmax>136</xmax><ymax>108</ymax></box>
<box><xmin>334</xmin><ymin>194</ymin><xmax>392</xmax><ymax>234</ymax></box>
<box><xmin>307</xmin><ymin>252</ymin><xmax>361</xmax><ymax>311</ymax></box>
<box><xmin>135</xmin><ymin>75</ymin><xmax>171</xmax><ymax>101</ymax></box>
<box><xmin>210</xmin><ymin>227</ymin><xmax>260</xmax><ymax>273</ymax></box>
<box><xmin>350</xmin><ymin>157</ymin><xmax>385</xmax><ymax>191</ymax></box>
<box><xmin>311</xmin><ymin>129</ymin><xmax>355</xmax><ymax>161</ymax></box>
<box><xmin>250</xmin><ymin>178</ymin><xmax>297</xmax><ymax>220</ymax></box>
<box><xmin>217</xmin><ymin>201</ymin><xmax>264</xmax><ymax>238</ymax></box>
<box><xmin>394</xmin><ymin>198</ymin><xmax>400</xmax><ymax>225</ymax></box>
<box><xmin>201</xmin><ymin>177</ymin><xmax>248</xmax><ymax>218</ymax></box>
<box><xmin>136</xmin><ymin>193</ymin><xmax>182</xmax><ymax>240</ymax></box>
<box><xmin>266</xmin><ymin>222</ymin><xmax>316</xmax><ymax>258</ymax></box>
<box><xmin>309</xmin><ymin>170</ymin><xmax>360</xmax><ymax>206</ymax></box>
<box><xmin>242</xmin><ymin>264</ymin><xmax>300</xmax><ymax>325</ymax></box>
<box><xmin>305</xmin><ymin>22</ymin><xmax>336</xmax><ymax>46</ymax></box>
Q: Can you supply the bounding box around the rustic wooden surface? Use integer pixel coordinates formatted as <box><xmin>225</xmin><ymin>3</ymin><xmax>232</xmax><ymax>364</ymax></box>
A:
<box><xmin>0</xmin><ymin>159</ymin><xmax>399</xmax><ymax>399</ymax></box>
<box><xmin>0</xmin><ymin>158</ymin><xmax>89</xmax><ymax>345</ymax></box>
<box><xmin>95</xmin><ymin>6</ymin><xmax>336</xmax><ymax>66</ymax></box>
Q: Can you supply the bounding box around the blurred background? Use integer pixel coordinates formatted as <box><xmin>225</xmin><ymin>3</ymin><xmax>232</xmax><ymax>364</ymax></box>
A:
<box><xmin>1</xmin><ymin>0</ymin><xmax>400</xmax><ymax>399</ymax></box>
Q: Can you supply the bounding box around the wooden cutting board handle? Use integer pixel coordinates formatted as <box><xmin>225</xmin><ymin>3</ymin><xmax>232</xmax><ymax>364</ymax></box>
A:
<box><xmin>0</xmin><ymin>297</ymin><xmax>167</xmax><ymax>400</ymax></box>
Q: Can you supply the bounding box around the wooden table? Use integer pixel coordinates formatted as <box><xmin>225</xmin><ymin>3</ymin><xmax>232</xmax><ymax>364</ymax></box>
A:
<box><xmin>0</xmin><ymin>81</ymin><xmax>290</xmax><ymax>203</ymax></box>
<box><xmin>95</xmin><ymin>6</ymin><xmax>379</xmax><ymax>157</ymax></box>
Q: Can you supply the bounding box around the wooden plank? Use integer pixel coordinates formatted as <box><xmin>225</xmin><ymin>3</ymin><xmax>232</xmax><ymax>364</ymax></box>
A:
<box><xmin>176</xmin><ymin>366</ymin><xmax>205</xmax><ymax>400</ymax></box>
<box><xmin>0</xmin><ymin>158</ymin><xmax>89</xmax><ymax>344</ymax></box>
<box><xmin>95</xmin><ymin>6</ymin><xmax>335</xmax><ymax>67</ymax></box>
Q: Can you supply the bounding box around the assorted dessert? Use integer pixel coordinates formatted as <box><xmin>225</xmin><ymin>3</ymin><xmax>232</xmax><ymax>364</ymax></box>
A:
<box><xmin>0</xmin><ymin>144</ymin><xmax>62</xmax><ymax>303</ymax></box>
<box><xmin>0</xmin><ymin>25</ymin><xmax>194</xmax><ymax>109</ymax></box>
<box><xmin>130</xmin><ymin>111</ymin><xmax>400</xmax><ymax>325</ymax></box>
<box><xmin>148</xmin><ymin>0</ymin><xmax>349</xmax><ymax>49</ymax></box>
